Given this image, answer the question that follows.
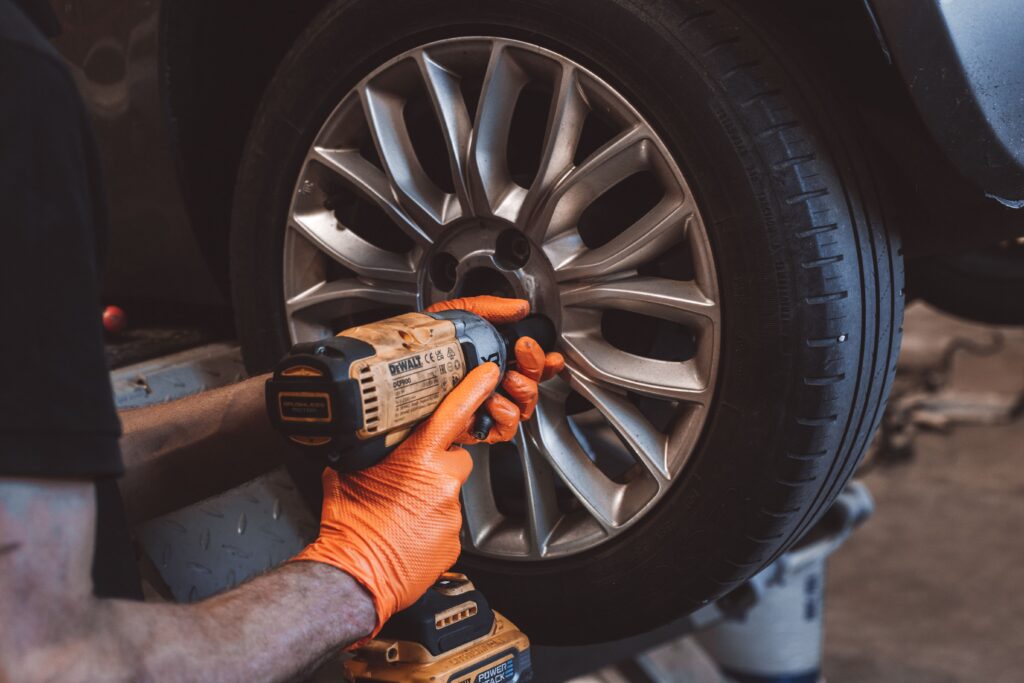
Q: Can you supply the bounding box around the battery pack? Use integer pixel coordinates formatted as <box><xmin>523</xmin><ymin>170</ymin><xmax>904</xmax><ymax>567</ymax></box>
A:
<box><xmin>343</xmin><ymin>574</ymin><xmax>532</xmax><ymax>683</ymax></box>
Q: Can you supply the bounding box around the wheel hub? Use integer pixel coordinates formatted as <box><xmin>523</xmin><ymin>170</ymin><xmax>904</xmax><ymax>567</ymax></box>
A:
<box><xmin>419</xmin><ymin>219</ymin><xmax>561</xmax><ymax>330</ymax></box>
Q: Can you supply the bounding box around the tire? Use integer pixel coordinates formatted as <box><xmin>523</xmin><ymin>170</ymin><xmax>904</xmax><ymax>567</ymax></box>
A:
<box><xmin>909</xmin><ymin>243</ymin><xmax>1024</xmax><ymax>326</ymax></box>
<box><xmin>231</xmin><ymin>0</ymin><xmax>904</xmax><ymax>644</ymax></box>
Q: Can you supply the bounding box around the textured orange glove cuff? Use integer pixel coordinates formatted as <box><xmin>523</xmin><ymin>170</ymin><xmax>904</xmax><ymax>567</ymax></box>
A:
<box><xmin>425</xmin><ymin>295</ymin><xmax>529</xmax><ymax>324</ymax></box>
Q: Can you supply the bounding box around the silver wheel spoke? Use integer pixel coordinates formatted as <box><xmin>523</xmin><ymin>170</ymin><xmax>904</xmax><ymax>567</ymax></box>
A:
<box><xmin>549</xmin><ymin>198</ymin><xmax>693</xmax><ymax>281</ymax></box>
<box><xmin>517</xmin><ymin>64</ymin><xmax>589</xmax><ymax>229</ymax></box>
<box><xmin>516</xmin><ymin>427</ymin><xmax>564</xmax><ymax>557</ymax></box>
<box><xmin>561</xmin><ymin>274</ymin><xmax>717</xmax><ymax>402</ymax></box>
<box><xmin>360</xmin><ymin>84</ymin><xmax>453</xmax><ymax>234</ymax></box>
<box><xmin>309</xmin><ymin>147</ymin><xmax>432</xmax><ymax>246</ymax></box>
<box><xmin>689</xmin><ymin>205</ymin><xmax>719</xmax><ymax>296</ymax></box>
<box><xmin>417</xmin><ymin>52</ymin><xmax>474</xmax><ymax>213</ymax></box>
<box><xmin>529</xmin><ymin>125</ymin><xmax>649</xmax><ymax>242</ymax></box>
<box><xmin>561</xmin><ymin>275</ymin><xmax>717</xmax><ymax>327</ymax></box>
<box><xmin>460</xmin><ymin>445</ymin><xmax>502</xmax><ymax>548</ymax></box>
<box><xmin>285</xmin><ymin>278</ymin><xmax>418</xmax><ymax>317</ymax></box>
<box><xmin>468</xmin><ymin>45</ymin><xmax>529</xmax><ymax>221</ymax></box>
<box><xmin>288</xmin><ymin>215</ymin><xmax>418</xmax><ymax>282</ymax></box>
<box><xmin>532</xmin><ymin>393</ymin><xmax>625</xmax><ymax>530</ymax></box>
<box><xmin>565</xmin><ymin>366</ymin><xmax>670</xmax><ymax>482</ymax></box>
<box><xmin>560</xmin><ymin>322</ymin><xmax>710</xmax><ymax>402</ymax></box>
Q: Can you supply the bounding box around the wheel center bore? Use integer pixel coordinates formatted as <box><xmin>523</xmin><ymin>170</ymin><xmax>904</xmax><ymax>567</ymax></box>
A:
<box><xmin>419</xmin><ymin>220</ymin><xmax>562</xmax><ymax>330</ymax></box>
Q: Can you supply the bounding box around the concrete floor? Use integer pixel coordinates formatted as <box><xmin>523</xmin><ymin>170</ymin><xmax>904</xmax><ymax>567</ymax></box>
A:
<box><xmin>824</xmin><ymin>304</ymin><xmax>1024</xmax><ymax>683</ymax></box>
<box><xmin>824</xmin><ymin>421</ymin><xmax>1024</xmax><ymax>682</ymax></box>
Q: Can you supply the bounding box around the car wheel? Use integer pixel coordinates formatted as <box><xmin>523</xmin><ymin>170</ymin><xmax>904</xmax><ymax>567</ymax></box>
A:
<box><xmin>231</xmin><ymin>0</ymin><xmax>904</xmax><ymax>644</ymax></box>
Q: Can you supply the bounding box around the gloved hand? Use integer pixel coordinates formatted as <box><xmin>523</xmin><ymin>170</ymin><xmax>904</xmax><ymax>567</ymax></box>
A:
<box><xmin>292</xmin><ymin>296</ymin><xmax>564</xmax><ymax>636</ymax></box>
<box><xmin>291</xmin><ymin>362</ymin><xmax>505</xmax><ymax>635</ymax></box>
<box><xmin>426</xmin><ymin>296</ymin><xmax>565</xmax><ymax>443</ymax></box>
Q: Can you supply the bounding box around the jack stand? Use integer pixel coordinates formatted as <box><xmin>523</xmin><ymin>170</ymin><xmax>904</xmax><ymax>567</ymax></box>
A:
<box><xmin>690</xmin><ymin>482</ymin><xmax>874</xmax><ymax>683</ymax></box>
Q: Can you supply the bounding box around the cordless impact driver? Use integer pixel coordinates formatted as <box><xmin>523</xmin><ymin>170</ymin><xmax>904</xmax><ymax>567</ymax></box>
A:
<box><xmin>265</xmin><ymin>308</ymin><xmax>552</xmax><ymax>682</ymax></box>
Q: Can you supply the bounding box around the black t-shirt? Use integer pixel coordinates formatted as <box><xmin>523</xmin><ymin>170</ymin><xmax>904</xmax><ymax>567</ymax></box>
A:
<box><xmin>1</xmin><ymin>0</ymin><xmax>140</xmax><ymax>598</ymax></box>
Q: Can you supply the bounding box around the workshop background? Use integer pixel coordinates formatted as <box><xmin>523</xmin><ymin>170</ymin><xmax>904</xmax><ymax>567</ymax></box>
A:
<box><xmin>27</xmin><ymin>0</ymin><xmax>1024</xmax><ymax>679</ymax></box>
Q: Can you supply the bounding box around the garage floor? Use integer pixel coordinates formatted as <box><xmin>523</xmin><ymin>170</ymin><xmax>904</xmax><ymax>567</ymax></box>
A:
<box><xmin>570</xmin><ymin>303</ymin><xmax>1024</xmax><ymax>683</ymax></box>
<box><xmin>824</xmin><ymin>304</ymin><xmax>1024</xmax><ymax>683</ymax></box>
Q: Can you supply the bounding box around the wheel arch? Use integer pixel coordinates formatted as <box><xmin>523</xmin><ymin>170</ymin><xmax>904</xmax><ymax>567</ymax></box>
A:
<box><xmin>713</xmin><ymin>0</ymin><xmax>1024</xmax><ymax>260</ymax></box>
<box><xmin>160</xmin><ymin>0</ymin><xmax>334</xmax><ymax>290</ymax></box>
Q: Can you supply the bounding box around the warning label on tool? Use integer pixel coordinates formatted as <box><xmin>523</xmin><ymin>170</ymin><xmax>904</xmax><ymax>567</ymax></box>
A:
<box><xmin>359</xmin><ymin>341</ymin><xmax>464</xmax><ymax>435</ymax></box>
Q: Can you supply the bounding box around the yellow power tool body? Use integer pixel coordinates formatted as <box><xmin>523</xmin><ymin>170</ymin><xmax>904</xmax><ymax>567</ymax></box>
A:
<box><xmin>265</xmin><ymin>309</ymin><xmax>554</xmax><ymax>471</ymax></box>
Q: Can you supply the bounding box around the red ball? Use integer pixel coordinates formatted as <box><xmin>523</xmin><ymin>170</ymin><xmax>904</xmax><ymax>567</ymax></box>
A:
<box><xmin>102</xmin><ymin>305</ymin><xmax>127</xmax><ymax>334</ymax></box>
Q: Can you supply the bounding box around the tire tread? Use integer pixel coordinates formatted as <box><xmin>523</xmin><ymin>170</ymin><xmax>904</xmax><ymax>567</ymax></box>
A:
<box><xmin>661</xmin><ymin>0</ymin><xmax>903</xmax><ymax>600</ymax></box>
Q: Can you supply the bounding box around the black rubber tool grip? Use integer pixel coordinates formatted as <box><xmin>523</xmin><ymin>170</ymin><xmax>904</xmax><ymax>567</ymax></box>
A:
<box><xmin>500</xmin><ymin>314</ymin><xmax>556</xmax><ymax>354</ymax></box>
<box><xmin>470</xmin><ymin>314</ymin><xmax>556</xmax><ymax>439</ymax></box>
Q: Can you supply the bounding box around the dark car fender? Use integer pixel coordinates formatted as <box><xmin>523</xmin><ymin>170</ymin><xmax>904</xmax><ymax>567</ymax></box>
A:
<box><xmin>867</xmin><ymin>0</ymin><xmax>1024</xmax><ymax>205</ymax></box>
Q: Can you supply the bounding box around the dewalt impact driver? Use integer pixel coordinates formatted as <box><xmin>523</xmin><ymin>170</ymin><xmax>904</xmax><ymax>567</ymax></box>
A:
<box><xmin>265</xmin><ymin>308</ymin><xmax>554</xmax><ymax>471</ymax></box>
<box><xmin>265</xmin><ymin>307</ymin><xmax>552</xmax><ymax>681</ymax></box>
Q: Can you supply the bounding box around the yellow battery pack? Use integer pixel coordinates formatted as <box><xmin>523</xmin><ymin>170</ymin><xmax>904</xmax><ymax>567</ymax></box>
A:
<box><xmin>343</xmin><ymin>575</ymin><xmax>532</xmax><ymax>683</ymax></box>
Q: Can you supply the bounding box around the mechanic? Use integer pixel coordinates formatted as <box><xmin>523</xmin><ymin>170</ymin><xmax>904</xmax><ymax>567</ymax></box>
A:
<box><xmin>0</xmin><ymin>1</ymin><xmax>563</xmax><ymax>680</ymax></box>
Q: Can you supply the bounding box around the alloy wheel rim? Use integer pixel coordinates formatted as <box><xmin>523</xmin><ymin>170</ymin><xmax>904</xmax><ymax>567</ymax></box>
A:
<box><xmin>283</xmin><ymin>37</ymin><xmax>720</xmax><ymax>559</ymax></box>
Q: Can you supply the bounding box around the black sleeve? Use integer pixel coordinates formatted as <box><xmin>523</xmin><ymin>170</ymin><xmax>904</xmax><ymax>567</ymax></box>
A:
<box><xmin>0</xmin><ymin>34</ymin><xmax>123</xmax><ymax>478</ymax></box>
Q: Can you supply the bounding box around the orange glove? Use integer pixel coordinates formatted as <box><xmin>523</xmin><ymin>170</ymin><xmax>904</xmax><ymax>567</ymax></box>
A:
<box><xmin>293</xmin><ymin>296</ymin><xmax>563</xmax><ymax>635</ymax></box>
<box><xmin>426</xmin><ymin>296</ymin><xmax>565</xmax><ymax>443</ymax></box>
<box><xmin>291</xmin><ymin>363</ymin><xmax>508</xmax><ymax>634</ymax></box>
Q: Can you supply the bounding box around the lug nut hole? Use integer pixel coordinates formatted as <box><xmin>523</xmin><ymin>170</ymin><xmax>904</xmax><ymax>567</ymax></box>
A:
<box><xmin>495</xmin><ymin>229</ymin><xmax>532</xmax><ymax>270</ymax></box>
<box><xmin>430</xmin><ymin>252</ymin><xmax>459</xmax><ymax>292</ymax></box>
<box><xmin>457</xmin><ymin>267</ymin><xmax>516</xmax><ymax>299</ymax></box>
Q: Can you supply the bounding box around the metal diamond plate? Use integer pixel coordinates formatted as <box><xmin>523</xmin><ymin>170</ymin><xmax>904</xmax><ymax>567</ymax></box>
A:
<box><xmin>111</xmin><ymin>342</ymin><xmax>246</xmax><ymax>409</ymax></box>
<box><xmin>135</xmin><ymin>468</ymin><xmax>317</xmax><ymax>602</ymax></box>
<box><xmin>114</xmin><ymin>344</ymin><xmax>316</xmax><ymax>602</ymax></box>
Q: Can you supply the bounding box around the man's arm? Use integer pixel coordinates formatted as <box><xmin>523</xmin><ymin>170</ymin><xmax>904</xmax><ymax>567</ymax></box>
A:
<box><xmin>0</xmin><ymin>298</ymin><xmax>562</xmax><ymax>683</ymax></box>
<box><xmin>0</xmin><ymin>478</ymin><xmax>376</xmax><ymax>683</ymax></box>
<box><xmin>0</xmin><ymin>357</ymin><xmax>524</xmax><ymax>683</ymax></box>
<box><xmin>117</xmin><ymin>375</ymin><xmax>284</xmax><ymax>523</ymax></box>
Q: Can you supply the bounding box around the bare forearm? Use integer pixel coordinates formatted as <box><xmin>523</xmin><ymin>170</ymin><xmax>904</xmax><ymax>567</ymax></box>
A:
<box><xmin>117</xmin><ymin>375</ymin><xmax>287</xmax><ymax>522</ymax></box>
<box><xmin>1</xmin><ymin>481</ymin><xmax>375</xmax><ymax>683</ymax></box>
<box><xmin>22</xmin><ymin>562</ymin><xmax>374</xmax><ymax>683</ymax></box>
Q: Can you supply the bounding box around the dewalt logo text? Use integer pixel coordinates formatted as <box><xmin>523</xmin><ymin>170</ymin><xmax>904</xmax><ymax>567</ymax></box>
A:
<box><xmin>388</xmin><ymin>355</ymin><xmax>423</xmax><ymax>376</ymax></box>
